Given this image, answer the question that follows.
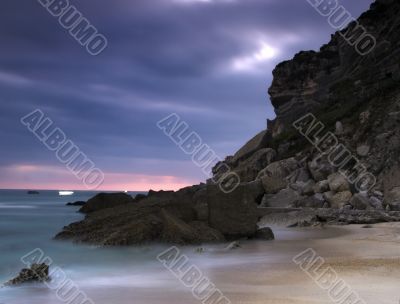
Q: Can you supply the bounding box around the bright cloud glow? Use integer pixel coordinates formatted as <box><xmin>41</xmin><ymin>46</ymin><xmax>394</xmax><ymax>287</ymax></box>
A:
<box><xmin>232</xmin><ymin>42</ymin><xmax>278</xmax><ymax>72</ymax></box>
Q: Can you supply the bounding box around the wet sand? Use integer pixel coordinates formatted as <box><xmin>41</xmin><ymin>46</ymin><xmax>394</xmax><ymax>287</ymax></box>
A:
<box><xmin>86</xmin><ymin>224</ymin><xmax>400</xmax><ymax>304</ymax></box>
<box><xmin>215</xmin><ymin>223</ymin><xmax>400</xmax><ymax>304</ymax></box>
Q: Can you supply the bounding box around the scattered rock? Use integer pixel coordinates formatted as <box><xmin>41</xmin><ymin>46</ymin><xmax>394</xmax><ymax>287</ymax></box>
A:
<box><xmin>258</xmin><ymin>158</ymin><xmax>298</xmax><ymax>182</ymax></box>
<box><xmin>254</xmin><ymin>227</ymin><xmax>275</xmax><ymax>240</ymax></box>
<box><xmin>260</xmin><ymin>175</ymin><xmax>287</xmax><ymax>194</ymax></box>
<box><xmin>370</xmin><ymin>196</ymin><xmax>384</xmax><ymax>210</ymax></box>
<box><xmin>232</xmin><ymin>148</ymin><xmax>277</xmax><ymax>182</ymax></box>
<box><xmin>386</xmin><ymin>187</ymin><xmax>400</xmax><ymax>205</ymax></box>
<box><xmin>295</xmin><ymin>194</ymin><xmax>325</xmax><ymax>208</ymax></box>
<box><xmin>313</xmin><ymin>180</ymin><xmax>330</xmax><ymax>193</ymax></box>
<box><xmin>335</xmin><ymin>121</ymin><xmax>344</xmax><ymax>135</ymax></box>
<box><xmin>327</xmin><ymin>173</ymin><xmax>350</xmax><ymax>193</ymax></box>
<box><xmin>383</xmin><ymin>165</ymin><xmax>400</xmax><ymax>204</ymax></box>
<box><xmin>27</xmin><ymin>190</ymin><xmax>40</xmax><ymax>195</ymax></box>
<box><xmin>389</xmin><ymin>202</ymin><xmax>400</xmax><ymax>211</ymax></box>
<box><xmin>350</xmin><ymin>194</ymin><xmax>372</xmax><ymax>210</ymax></box>
<box><xmin>260</xmin><ymin>193</ymin><xmax>274</xmax><ymax>207</ymax></box>
<box><xmin>195</xmin><ymin>247</ymin><xmax>205</xmax><ymax>254</ymax></box>
<box><xmin>261</xmin><ymin>188</ymin><xmax>303</xmax><ymax>208</ymax></box>
<box><xmin>326</xmin><ymin>191</ymin><xmax>352</xmax><ymax>209</ymax></box>
<box><xmin>5</xmin><ymin>263</ymin><xmax>49</xmax><ymax>286</ymax></box>
<box><xmin>300</xmin><ymin>180</ymin><xmax>316</xmax><ymax>195</ymax></box>
<box><xmin>293</xmin><ymin>168</ymin><xmax>311</xmax><ymax>183</ymax></box>
<box><xmin>356</xmin><ymin>144</ymin><xmax>370</xmax><ymax>157</ymax></box>
<box><xmin>225</xmin><ymin>241</ymin><xmax>241</xmax><ymax>250</ymax></box>
<box><xmin>308</xmin><ymin>157</ymin><xmax>334</xmax><ymax>182</ymax></box>
<box><xmin>230</xmin><ymin>131</ymin><xmax>270</xmax><ymax>164</ymax></box>
<box><xmin>362</xmin><ymin>224</ymin><xmax>373</xmax><ymax>228</ymax></box>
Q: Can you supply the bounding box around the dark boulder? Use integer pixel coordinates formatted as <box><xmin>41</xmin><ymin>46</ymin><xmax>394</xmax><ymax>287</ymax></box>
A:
<box><xmin>79</xmin><ymin>192</ymin><xmax>134</xmax><ymax>213</ymax></box>
<box><xmin>5</xmin><ymin>263</ymin><xmax>49</xmax><ymax>286</ymax></box>
<box><xmin>207</xmin><ymin>181</ymin><xmax>263</xmax><ymax>238</ymax></box>
<box><xmin>27</xmin><ymin>190</ymin><xmax>40</xmax><ymax>195</ymax></box>
<box><xmin>254</xmin><ymin>227</ymin><xmax>275</xmax><ymax>240</ymax></box>
<box><xmin>66</xmin><ymin>201</ymin><xmax>86</xmax><ymax>206</ymax></box>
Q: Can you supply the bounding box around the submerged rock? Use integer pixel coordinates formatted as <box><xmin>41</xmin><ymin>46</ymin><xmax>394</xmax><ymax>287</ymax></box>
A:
<box><xmin>225</xmin><ymin>241</ymin><xmax>241</xmax><ymax>250</ymax></box>
<box><xmin>254</xmin><ymin>227</ymin><xmax>275</xmax><ymax>240</ymax></box>
<box><xmin>5</xmin><ymin>263</ymin><xmax>49</xmax><ymax>286</ymax></box>
<box><xmin>66</xmin><ymin>201</ymin><xmax>86</xmax><ymax>206</ymax></box>
<box><xmin>27</xmin><ymin>190</ymin><xmax>40</xmax><ymax>195</ymax></box>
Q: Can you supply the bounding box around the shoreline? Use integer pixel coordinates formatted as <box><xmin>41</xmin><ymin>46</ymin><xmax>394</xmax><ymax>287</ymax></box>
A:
<box><xmin>2</xmin><ymin>222</ymin><xmax>400</xmax><ymax>303</ymax></box>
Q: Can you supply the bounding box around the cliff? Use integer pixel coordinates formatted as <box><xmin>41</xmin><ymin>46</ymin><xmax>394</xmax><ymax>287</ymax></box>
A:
<box><xmin>56</xmin><ymin>0</ymin><xmax>400</xmax><ymax>246</ymax></box>
<box><xmin>215</xmin><ymin>0</ymin><xmax>400</xmax><ymax>196</ymax></box>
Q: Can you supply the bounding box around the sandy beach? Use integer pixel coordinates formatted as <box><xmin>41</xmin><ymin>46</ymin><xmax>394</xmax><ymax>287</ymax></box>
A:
<box><xmin>209</xmin><ymin>223</ymin><xmax>400</xmax><ymax>304</ymax></box>
<box><xmin>67</xmin><ymin>224</ymin><xmax>400</xmax><ymax>304</ymax></box>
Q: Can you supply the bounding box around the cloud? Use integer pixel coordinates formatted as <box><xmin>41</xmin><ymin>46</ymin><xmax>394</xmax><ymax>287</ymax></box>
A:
<box><xmin>0</xmin><ymin>0</ymin><xmax>374</xmax><ymax>190</ymax></box>
<box><xmin>0</xmin><ymin>71</ymin><xmax>33</xmax><ymax>87</ymax></box>
<box><xmin>231</xmin><ymin>41</ymin><xmax>278</xmax><ymax>73</ymax></box>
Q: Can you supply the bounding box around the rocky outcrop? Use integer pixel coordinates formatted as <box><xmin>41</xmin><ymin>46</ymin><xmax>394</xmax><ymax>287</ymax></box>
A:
<box><xmin>230</xmin><ymin>131</ymin><xmax>270</xmax><ymax>164</ymax></box>
<box><xmin>56</xmin><ymin>188</ymin><xmax>198</xmax><ymax>245</ymax></box>
<box><xmin>5</xmin><ymin>263</ymin><xmax>49</xmax><ymax>286</ymax></box>
<box><xmin>259</xmin><ymin>208</ymin><xmax>400</xmax><ymax>227</ymax></box>
<box><xmin>56</xmin><ymin>183</ymin><xmax>260</xmax><ymax>245</ymax></box>
<box><xmin>207</xmin><ymin>181</ymin><xmax>263</xmax><ymax>238</ymax></box>
<box><xmin>79</xmin><ymin>193</ymin><xmax>135</xmax><ymax>213</ymax></box>
<box><xmin>159</xmin><ymin>209</ymin><xmax>225</xmax><ymax>244</ymax></box>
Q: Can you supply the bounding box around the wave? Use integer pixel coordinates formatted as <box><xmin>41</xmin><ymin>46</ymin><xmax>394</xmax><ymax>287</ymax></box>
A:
<box><xmin>0</xmin><ymin>203</ymin><xmax>37</xmax><ymax>209</ymax></box>
<box><xmin>73</xmin><ymin>273</ymin><xmax>168</xmax><ymax>288</ymax></box>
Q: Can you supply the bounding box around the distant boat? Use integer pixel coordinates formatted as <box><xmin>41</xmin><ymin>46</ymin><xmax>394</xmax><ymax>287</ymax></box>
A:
<box><xmin>27</xmin><ymin>190</ymin><xmax>40</xmax><ymax>195</ymax></box>
<box><xmin>59</xmin><ymin>191</ymin><xmax>74</xmax><ymax>196</ymax></box>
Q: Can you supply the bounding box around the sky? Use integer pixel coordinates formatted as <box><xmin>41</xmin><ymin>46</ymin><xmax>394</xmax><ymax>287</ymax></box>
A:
<box><xmin>0</xmin><ymin>0</ymin><xmax>373</xmax><ymax>191</ymax></box>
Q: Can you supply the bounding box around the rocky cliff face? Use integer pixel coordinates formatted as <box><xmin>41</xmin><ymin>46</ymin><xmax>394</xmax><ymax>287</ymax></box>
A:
<box><xmin>269</xmin><ymin>0</ymin><xmax>400</xmax><ymax>137</ymax></box>
<box><xmin>214</xmin><ymin>0</ymin><xmax>400</xmax><ymax>208</ymax></box>
<box><xmin>56</xmin><ymin>0</ymin><xmax>400</xmax><ymax>246</ymax></box>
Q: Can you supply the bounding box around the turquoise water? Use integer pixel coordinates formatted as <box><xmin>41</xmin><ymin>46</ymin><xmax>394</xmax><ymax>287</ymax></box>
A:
<box><xmin>0</xmin><ymin>190</ymin><xmax>168</xmax><ymax>304</ymax></box>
